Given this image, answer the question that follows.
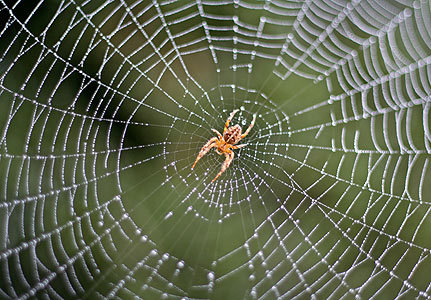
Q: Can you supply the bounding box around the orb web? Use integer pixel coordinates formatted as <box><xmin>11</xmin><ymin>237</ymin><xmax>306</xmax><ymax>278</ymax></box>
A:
<box><xmin>0</xmin><ymin>0</ymin><xmax>431</xmax><ymax>299</ymax></box>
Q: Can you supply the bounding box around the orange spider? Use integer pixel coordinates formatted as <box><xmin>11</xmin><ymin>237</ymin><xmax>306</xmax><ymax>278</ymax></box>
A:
<box><xmin>192</xmin><ymin>109</ymin><xmax>257</xmax><ymax>182</ymax></box>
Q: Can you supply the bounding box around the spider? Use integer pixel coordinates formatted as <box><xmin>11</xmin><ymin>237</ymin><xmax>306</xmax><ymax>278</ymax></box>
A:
<box><xmin>192</xmin><ymin>109</ymin><xmax>257</xmax><ymax>182</ymax></box>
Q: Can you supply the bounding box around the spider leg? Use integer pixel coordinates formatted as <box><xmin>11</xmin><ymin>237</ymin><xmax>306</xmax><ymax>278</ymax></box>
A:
<box><xmin>212</xmin><ymin>149</ymin><xmax>234</xmax><ymax>182</ymax></box>
<box><xmin>211</xmin><ymin>129</ymin><xmax>223</xmax><ymax>140</ymax></box>
<box><xmin>241</xmin><ymin>113</ymin><xmax>257</xmax><ymax>139</ymax></box>
<box><xmin>192</xmin><ymin>137</ymin><xmax>219</xmax><ymax>169</ymax></box>
<box><xmin>231</xmin><ymin>144</ymin><xmax>247</xmax><ymax>149</ymax></box>
<box><xmin>223</xmin><ymin>109</ymin><xmax>239</xmax><ymax>134</ymax></box>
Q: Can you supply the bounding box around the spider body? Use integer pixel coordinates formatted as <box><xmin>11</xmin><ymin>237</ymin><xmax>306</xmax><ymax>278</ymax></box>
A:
<box><xmin>223</xmin><ymin>125</ymin><xmax>242</xmax><ymax>144</ymax></box>
<box><xmin>192</xmin><ymin>109</ymin><xmax>256</xmax><ymax>182</ymax></box>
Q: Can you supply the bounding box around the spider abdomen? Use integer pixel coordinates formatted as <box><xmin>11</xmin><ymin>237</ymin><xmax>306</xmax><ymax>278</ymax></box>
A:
<box><xmin>223</xmin><ymin>125</ymin><xmax>242</xmax><ymax>144</ymax></box>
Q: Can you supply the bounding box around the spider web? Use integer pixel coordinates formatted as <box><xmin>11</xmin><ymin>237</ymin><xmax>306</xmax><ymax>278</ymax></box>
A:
<box><xmin>0</xmin><ymin>0</ymin><xmax>431</xmax><ymax>299</ymax></box>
